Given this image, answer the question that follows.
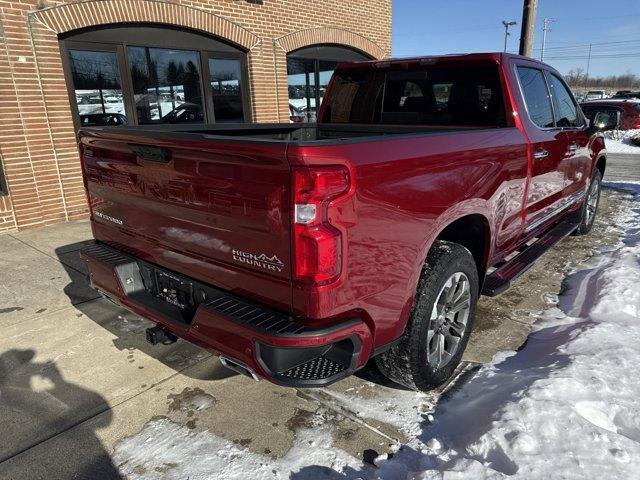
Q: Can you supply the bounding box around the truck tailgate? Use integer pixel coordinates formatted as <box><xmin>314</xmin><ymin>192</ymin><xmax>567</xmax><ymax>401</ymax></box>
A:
<box><xmin>79</xmin><ymin>129</ymin><xmax>292</xmax><ymax>310</ymax></box>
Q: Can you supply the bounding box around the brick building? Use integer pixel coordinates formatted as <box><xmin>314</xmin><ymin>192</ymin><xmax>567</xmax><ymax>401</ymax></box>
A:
<box><xmin>0</xmin><ymin>0</ymin><xmax>391</xmax><ymax>232</ymax></box>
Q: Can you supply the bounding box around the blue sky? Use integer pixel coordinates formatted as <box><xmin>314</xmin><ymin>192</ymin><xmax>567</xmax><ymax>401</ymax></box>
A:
<box><xmin>392</xmin><ymin>0</ymin><xmax>640</xmax><ymax>77</ymax></box>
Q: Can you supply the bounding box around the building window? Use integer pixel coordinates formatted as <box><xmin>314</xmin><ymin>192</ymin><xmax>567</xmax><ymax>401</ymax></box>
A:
<box><xmin>60</xmin><ymin>25</ymin><xmax>250</xmax><ymax>129</ymax></box>
<box><xmin>209</xmin><ymin>57</ymin><xmax>245</xmax><ymax>123</ymax></box>
<box><xmin>286</xmin><ymin>45</ymin><xmax>371</xmax><ymax>122</ymax></box>
<box><xmin>128</xmin><ymin>46</ymin><xmax>203</xmax><ymax>124</ymax></box>
<box><xmin>0</xmin><ymin>159</ymin><xmax>8</xmax><ymax>196</ymax></box>
<box><xmin>68</xmin><ymin>49</ymin><xmax>127</xmax><ymax>127</ymax></box>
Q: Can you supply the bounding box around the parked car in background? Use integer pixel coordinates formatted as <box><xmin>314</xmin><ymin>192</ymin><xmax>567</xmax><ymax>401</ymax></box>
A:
<box><xmin>79</xmin><ymin>113</ymin><xmax>128</xmax><ymax>127</ymax></box>
<box><xmin>289</xmin><ymin>103</ymin><xmax>304</xmax><ymax>123</ymax></box>
<box><xmin>584</xmin><ymin>90</ymin><xmax>608</xmax><ymax>101</ymax></box>
<box><xmin>78</xmin><ymin>53</ymin><xmax>606</xmax><ymax>392</ymax></box>
<box><xmin>572</xmin><ymin>91</ymin><xmax>584</xmax><ymax>102</ymax></box>
<box><xmin>612</xmin><ymin>91</ymin><xmax>640</xmax><ymax>99</ymax></box>
<box><xmin>580</xmin><ymin>99</ymin><xmax>640</xmax><ymax>130</ymax></box>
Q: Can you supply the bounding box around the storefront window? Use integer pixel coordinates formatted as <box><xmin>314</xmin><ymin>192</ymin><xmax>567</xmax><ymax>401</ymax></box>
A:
<box><xmin>286</xmin><ymin>45</ymin><xmax>370</xmax><ymax>123</ymax></box>
<box><xmin>60</xmin><ymin>25</ymin><xmax>250</xmax><ymax>128</ymax></box>
<box><xmin>318</xmin><ymin>60</ymin><xmax>339</xmax><ymax>108</ymax></box>
<box><xmin>128</xmin><ymin>47</ymin><xmax>203</xmax><ymax>124</ymax></box>
<box><xmin>68</xmin><ymin>50</ymin><xmax>125</xmax><ymax>125</ymax></box>
<box><xmin>287</xmin><ymin>58</ymin><xmax>316</xmax><ymax>122</ymax></box>
<box><xmin>209</xmin><ymin>58</ymin><xmax>244</xmax><ymax>123</ymax></box>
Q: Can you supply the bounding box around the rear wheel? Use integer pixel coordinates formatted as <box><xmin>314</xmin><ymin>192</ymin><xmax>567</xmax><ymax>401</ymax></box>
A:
<box><xmin>573</xmin><ymin>169</ymin><xmax>602</xmax><ymax>236</ymax></box>
<box><xmin>376</xmin><ymin>241</ymin><xmax>478</xmax><ymax>391</ymax></box>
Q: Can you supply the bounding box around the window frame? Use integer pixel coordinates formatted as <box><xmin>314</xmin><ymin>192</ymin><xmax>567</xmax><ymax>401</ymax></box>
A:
<box><xmin>203</xmin><ymin>51</ymin><xmax>252</xmax><ymax>124</ymax></box>
<box><xmin>514</xmin><ymin>64</ymin><xmax>558</xmax><ymax>131</ymax></box>
<box><xmin>286</xmin><ymin>45</ymin><xmax>372</xmax><ymax>121</ymax></box>
<box><xmin>59</xmin><ymin>28</ymin><xmax>251</xmax><ymax>130</ymax></box>
<box><xmin>545</xmin><ymin>71</ymin><xmax>587</xmax><ymax>130</ymax></box>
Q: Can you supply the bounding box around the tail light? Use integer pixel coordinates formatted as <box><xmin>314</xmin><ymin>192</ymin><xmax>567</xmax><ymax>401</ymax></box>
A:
<box><xmin>292</xmin><ymin>166</ymin><xmax>351</xmax><ymax>286</ymax></box>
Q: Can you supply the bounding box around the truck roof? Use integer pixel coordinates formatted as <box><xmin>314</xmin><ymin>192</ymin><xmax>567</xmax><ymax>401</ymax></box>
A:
<box><xmin>339</xmin><ymin>52</ymin><xmax>549</xmax><ymax>68</ymax></box>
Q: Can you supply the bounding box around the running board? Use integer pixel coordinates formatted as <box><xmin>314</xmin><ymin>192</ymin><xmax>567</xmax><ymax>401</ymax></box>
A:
<box><xmin>482</xmin><ymin>220</ymin><xmax>578</xmax><ymax>297</ymax></box>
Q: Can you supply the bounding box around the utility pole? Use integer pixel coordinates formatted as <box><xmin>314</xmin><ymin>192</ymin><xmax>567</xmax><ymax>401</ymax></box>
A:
<box><xmin>502</xmin><ymin>20</ymin><xmax>517</xmax><ymax>52</ymax></box>
<box><xmin>519</xmin><ymin>0</ymin><xmax>538</xmax><ymax>57</ymax></box>
<box><xmin>540</xmin><ymin>18</ymin><xmax>555</xmax><ymax>61</ymax></box>
<box><xmin>585</xmin><ymin>43</ymin><xmax>592</xmax><ymax>87</ymax></box>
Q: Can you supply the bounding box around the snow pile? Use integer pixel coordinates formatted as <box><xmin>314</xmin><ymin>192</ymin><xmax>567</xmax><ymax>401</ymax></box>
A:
<box><xmin>113</xmin><ymin>184</ymin><xmax>640</xmax><ymax>479</ymax></box>
<box><xmin>369</xmin><ymin>182</ymin><xmax>640</xmax><ymax>478</ymax></box>
<box><xmin>604</xmin><ymin>129</ymin><xmax>640</xmax><ymax>153</ymax></box>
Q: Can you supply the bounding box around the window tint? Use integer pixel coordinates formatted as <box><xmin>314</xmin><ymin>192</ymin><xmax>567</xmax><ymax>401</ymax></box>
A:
<box><xmin>516</xmin><ymin>67</ymin><xmax>554</xmax><ymax>128</ymax></box>
<box><xmin>548</xmin><ymin>73</ymin><xmax>581</xmax><ymax>127</ymax></box>
<box><xmin>209</xmin><ymin>58</ymin><xmax>245</xmax><ymax>123</ymax></box>
<box><xmin>68</xmin><ymin>50</ymin><xmax>125</xmax><ymax>122</ymax></box>
<box><xmin>321</xmin><ymin>64</ymin><xmax>506</xmax><ymax>127</ymax></box>
<box><xmin>127</xmin><ymin>46</ymin><xmax>203</xmax><ymax>124</ymax></box>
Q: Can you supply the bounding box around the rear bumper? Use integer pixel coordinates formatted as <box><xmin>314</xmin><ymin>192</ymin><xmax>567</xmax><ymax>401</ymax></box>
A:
<box><xmin>80</xmin><ymin>241</ymin><xmax>373</xmax><ymax>387</ymax></box>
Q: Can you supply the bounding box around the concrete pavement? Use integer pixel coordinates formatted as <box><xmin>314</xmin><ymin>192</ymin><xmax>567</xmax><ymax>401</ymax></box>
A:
<box><xmin>605</xmin><ymin>152</ymin><xmax>640</xmax><ymax>182</ymax></box>
<box><xmin>0</xmin><ymin>188</ymin><xmax>631</xmax><ymax>479</ymax></box>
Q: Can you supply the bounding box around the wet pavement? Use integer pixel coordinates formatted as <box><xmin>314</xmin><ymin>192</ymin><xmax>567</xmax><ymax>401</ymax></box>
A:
<box><xmin>0</xmin><ymin>186</ymin><xmax>633</xmax><ymax>479</ymax></box>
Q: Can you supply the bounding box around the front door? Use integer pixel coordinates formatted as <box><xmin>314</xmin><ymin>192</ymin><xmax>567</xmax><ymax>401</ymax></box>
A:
<box><xmin>545</xmin><ymin>72</ymin><xmax>592</xmax><ymax>204</ymax></box>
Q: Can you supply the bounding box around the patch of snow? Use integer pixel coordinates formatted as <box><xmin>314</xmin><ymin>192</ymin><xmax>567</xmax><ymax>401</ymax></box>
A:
<box><xmin>604</xmin><ymin>129</ymin><xmax>640</xmax><ymax>154</ymax></box>
<box><xmin>113</xmin><ymin>412</ymin><xmax>374</xmax><ymax>480</ymax></box>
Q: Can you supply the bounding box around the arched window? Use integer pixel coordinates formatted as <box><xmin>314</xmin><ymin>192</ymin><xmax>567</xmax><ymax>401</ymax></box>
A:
<box><xmin>59</xmin><ymin>24</ymin><xmax>250</xmax><ymax>128</ymax></box>
<box><xmin>286</xmin><ymin>45</ymin><xmax>371</xmax><ymax>123</ymax></box>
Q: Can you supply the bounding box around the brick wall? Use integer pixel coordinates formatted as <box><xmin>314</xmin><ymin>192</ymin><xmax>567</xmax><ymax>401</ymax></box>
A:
<box><xmin>0</xmin><ymin>0</ymin><xmax>391</xmax><ymax>232</ymax></box>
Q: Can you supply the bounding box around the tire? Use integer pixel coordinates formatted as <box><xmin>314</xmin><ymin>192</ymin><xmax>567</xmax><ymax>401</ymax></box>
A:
<box><xmin>573</xmin><ymin>169</ymin><xmax>602</xmax><ymax>236</ymax></box>
<box><xmin>376</xmin><ymin>241</ymin><xmax>479</xmax><ymax>391</ymax></box>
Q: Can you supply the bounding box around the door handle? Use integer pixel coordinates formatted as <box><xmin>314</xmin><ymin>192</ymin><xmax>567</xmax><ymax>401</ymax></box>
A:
<box><xmin>533</xmin><ymin>149</ymin><xmax>549</xmax><ymax>159</ymax></box>
<box><xmin>568</xmin><ymin>142</ymin><xmax>579</xmax><ymax>152</ymax></box>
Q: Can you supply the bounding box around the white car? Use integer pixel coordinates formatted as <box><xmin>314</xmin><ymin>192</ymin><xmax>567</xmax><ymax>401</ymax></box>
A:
<box><xmin>584</xmin><ymin>90</ymin><xmax>608</xmax><ymax>101</ymax></box>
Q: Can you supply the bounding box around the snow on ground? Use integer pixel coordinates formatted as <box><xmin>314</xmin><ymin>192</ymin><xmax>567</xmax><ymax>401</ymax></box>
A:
<box><xmin>113</xmin><ymin>183</ymin><xmax>640</xmax><ymax>480</ymax></box>
<box><xmin>604</xmin><ymin>129</ymin><xmax>640</xmax><ymax>154</ymax></box>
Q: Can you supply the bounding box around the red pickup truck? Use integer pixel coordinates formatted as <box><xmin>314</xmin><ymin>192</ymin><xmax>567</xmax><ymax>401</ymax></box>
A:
<box><xmin>79</xmin><ymin>53</ymin><xmax>606</xmax><ymax>391</ymax></box>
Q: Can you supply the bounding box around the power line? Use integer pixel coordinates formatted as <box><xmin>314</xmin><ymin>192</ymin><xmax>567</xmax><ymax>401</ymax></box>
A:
<box><xmin>534</xmin><ymin>38</ymin><xmax>640</xmax><ymax>51</ymax></box>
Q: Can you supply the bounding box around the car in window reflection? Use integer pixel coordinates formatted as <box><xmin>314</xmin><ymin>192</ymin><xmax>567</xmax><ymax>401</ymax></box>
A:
<box><xmin>80</xmin><ymin>113</ymin><xmax>128</xmax><ymax>127</ymax></box>
<box><xmin>161</xmin><ymin>102</ymin><xmax>204</xmax><ymax>124</ymax></box>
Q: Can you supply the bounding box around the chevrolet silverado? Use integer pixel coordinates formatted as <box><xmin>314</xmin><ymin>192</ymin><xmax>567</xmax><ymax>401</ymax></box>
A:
<box><xmin>78</xmin><ymin>53</ymin><xmax>606</xmax><ymax>391</ymax></box>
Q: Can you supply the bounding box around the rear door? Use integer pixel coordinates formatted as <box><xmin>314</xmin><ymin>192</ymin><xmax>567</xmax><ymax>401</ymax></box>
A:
<box><xmin>514</xmin><ymin>65</ymin><xmax>570</xmax><ymax>233</ymax></box>
<box><xmin>79</xmin><ymin>129</ymin><xmax>292</xmax><ymax>310</ymax></box>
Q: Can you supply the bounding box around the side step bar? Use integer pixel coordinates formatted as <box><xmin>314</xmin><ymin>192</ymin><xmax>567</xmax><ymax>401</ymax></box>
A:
<box><xmin>482</xmin><ymin>220</ymin><xmax>578</xmax><ymax>297</ymax></box>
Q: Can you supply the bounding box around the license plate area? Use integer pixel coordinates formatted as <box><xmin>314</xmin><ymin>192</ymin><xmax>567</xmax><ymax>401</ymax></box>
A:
<box><xmin>138</xmin><ymin>263</ymin><xmax>217</xmax><ymax>323</ymax></box>
<box><xmin>155</xmin><ymin>271</ymin><xmax>193</xmax><ymax>311</ymax></box>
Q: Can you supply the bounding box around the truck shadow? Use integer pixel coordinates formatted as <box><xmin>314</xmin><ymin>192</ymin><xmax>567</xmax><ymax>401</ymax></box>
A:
<box><xmin>0</xmin><ymin>349</ymin><xmax>122</xmax><ymax>479</ymax></box>
<box><xmin>54</xmin><ymin>241</ymin><xmax>235</xmax><ymax>382</ymax></box>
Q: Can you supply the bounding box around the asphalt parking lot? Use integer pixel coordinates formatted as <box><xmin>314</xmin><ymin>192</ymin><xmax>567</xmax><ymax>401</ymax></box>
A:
<box><xmin>0</xmin><ymin>187</ymin><xmax>632</xmax><ymax>479</ymax></box>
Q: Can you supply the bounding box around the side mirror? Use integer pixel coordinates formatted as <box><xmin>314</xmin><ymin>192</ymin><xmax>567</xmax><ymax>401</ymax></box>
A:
<box><xmin>591</xmin><ymin>111</ymin><xmax>620</xmax><ymax>131</ymax></box>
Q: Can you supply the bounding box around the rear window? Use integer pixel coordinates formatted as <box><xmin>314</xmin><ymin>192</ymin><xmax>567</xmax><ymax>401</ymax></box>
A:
<box><xmin>321</xmin><ymin>63</ymin><xmax>506</xmax><ymax>127</ymax></box>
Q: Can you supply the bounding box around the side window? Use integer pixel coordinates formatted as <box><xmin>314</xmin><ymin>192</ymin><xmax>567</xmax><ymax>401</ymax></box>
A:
<box><xmin>517</xmin><ymin>66</ymin><xmax>554</xmax><ymax>128</ymax></box>
<box><xmin>547</xmin><ymin>73</ymin><xmax>582</xmax><ymax>127</ymax></box>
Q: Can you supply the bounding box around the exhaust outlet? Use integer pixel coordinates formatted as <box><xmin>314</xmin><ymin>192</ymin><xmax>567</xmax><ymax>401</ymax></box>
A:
<box><xmin>219</xmin><ymin>356</ymin><xmax>260</xmax><ymax>381</ymax></box>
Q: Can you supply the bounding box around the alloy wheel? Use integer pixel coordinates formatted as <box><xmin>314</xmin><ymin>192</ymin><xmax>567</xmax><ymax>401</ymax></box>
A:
<box><xmin>427</xmin><ymin>272</ymin><xmax>471</xmax><ymax>369</ymax></box>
